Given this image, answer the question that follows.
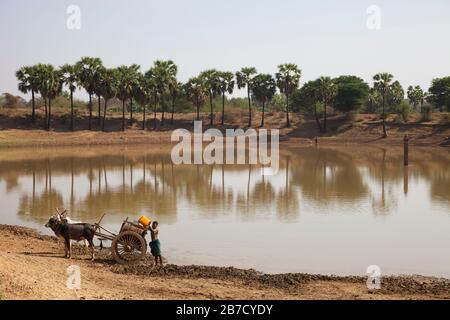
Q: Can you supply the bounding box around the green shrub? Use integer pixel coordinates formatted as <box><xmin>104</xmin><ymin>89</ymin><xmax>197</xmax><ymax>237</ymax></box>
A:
<box><xmin>396</xmin><ymin>101</ymin><xmax>411</xmax><ymax>123</ymax></box>
<box><xmin>421</xmin><ymin>105</ymin><xmax>433</xmax><ymax>122</ymax></box>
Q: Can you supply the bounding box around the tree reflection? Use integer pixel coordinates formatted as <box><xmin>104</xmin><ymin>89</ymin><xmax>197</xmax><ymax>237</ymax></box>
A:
<box><xmin>1</xmin><ymin>146</ymin><xmax>448</xmax><ymax>226</ymax></box>
<box><xmin>289</xmin><ymin>148</ymin><xmax>368</xmax><ymax>207</ymax></box>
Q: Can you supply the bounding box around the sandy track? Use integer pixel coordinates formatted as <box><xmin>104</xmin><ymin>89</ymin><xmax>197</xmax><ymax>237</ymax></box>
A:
<box><xmin>0</xmin><ymin>225</ymin><xmax>449</xmax><ymax>300</ymax></box>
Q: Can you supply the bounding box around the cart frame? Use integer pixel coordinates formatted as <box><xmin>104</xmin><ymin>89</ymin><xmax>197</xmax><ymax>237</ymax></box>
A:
<box><xmin>94</xmin><ymin>214</ymin><xmax>149</xmax><ymax>264</ymax></box>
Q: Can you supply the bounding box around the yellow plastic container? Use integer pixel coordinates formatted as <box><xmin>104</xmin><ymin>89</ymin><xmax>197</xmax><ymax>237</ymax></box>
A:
<box><xmin>138</xmin><ymin>215</ymin><xmax>151</xmax><ymax>228</ymax></box>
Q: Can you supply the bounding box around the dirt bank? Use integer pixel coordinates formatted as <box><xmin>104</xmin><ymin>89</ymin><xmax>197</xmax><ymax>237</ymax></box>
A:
<box><xmin>0</xmin><ymin>108</ymin><xmax>449</xmax><ymax>147</ymax></box>
<box><xmin>0</xmin><ymin>225</ymin><xmax>449</xmax><ymax>300</ymax></box>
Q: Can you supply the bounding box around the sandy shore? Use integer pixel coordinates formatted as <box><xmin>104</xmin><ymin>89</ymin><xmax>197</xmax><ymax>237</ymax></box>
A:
<box><xmin>0</xmin><ymin>224</ymin><xmax>449</xmax><ymax>300</ymax></box>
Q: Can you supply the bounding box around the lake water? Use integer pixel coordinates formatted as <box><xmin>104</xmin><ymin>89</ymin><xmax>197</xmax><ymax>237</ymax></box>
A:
<box><xmin>0</xmin><ymin>145</ymin><xmax>449</xmax><ymax>278</ymax></box>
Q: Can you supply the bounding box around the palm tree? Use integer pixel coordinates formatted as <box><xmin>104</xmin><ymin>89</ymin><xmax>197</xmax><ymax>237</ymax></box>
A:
<box><xmin>152</xmin><ymin>60</ymin><xmax>177</xmax><ymax>126</ymax></box>
<box><xmin>252</xmin><ymin>74</ymin><xmax>276</xmax><ymax>127</ymax></box>
<box><xmin>144</xmin><ymin>69</ymin><xmax>160</xmax><ymax>129</ymax></box>
<box><xmin>76</xmin><ymin>57</ymin><xmax>103</xmax><ymax>130</ymax></box>
<box><xmin>388</xmin><ymin>81</ymin><xmax>405</xmax><ymax>109</ymax></box>
<box><xmin>97</xmin><ymin>68</ymin><xmax>118</xmax><ymax>131</ymax></box>
<box><xmin>236</xmin><ymin>67</ymin><xmax>257</xmax><ymax>127</ymax></box>
<box><xmin>199</xmin><ymin>69</ymin><xmax>220</xmax><ymax>126</ymax></box>
<box><xmin>317</xmin><ymin>76</ymin><xmax>337</xmax><ymax>133</ymax></box>
<box><xmin>34</xmin><ymin>64</ymin><xmax>53</xmax><ymax>129</ymax></box>
<box><xmin>217</xmin><ymin>72</ymin><xmax>235</xmax><ymax>126</ymax></box>
<box><xmin>184</xmin><ymin>76</ymin><xmax>208</xmax><ymax>121</ymax></box>
<box><xmin>407</xmin><ymin>85</ymin><xmax>427</xmax><ymax>112</ymax></box>
<box><xmin>40</xmin><ymin>66</ymin><xmax>63</xmax><ymax>131</ymax></box>
<box><xmin>116</xmin><ymin>64</ymin><xmax>140</xmax><ymax>131</ymax></box>
<box><xmin>276</xmin><ymin>64</ymin><xmax>301</xmax><ymax>127</ymax></box>
<box><xmin>60</xmin><ymin>64</ymin><xmax>79</xmax><ymax>130</ymax></box>
<box><xmin>33</xmin><ymin>64</ymin><xmax>47</xmax><ymax>125</ymax></box>
<box><xmin>373</xmin><ymin>73</ymin><xmax>394</xmax><ymax>138</ymax></box>
<box><xmin>94</xmin><ymin>68</ymin><xmax>105</xmax><ymax>126</ymax></box>
<box><xmin>367</xmin><ymin>88</ymin><xmax>381</xmax><ymax>113</ymax></box>
<box><xmin>16</xmin><ymin>65</ymin><xmax>40</xmax><ymax>122</ymax></box>
<box><xmin>420</xmin><ymin>91</ymin><xmax>428</xmax><ymax>112</ymax></box>
<box><xmin>170</xmin><ymin>81</ymin><xmax>181</xmax><ymax>125</ymax></box>
<box><xmin>133</xmin><ymin>72</ymin><xmax>154</xmax><ymax>130</ymax></box>
<box><xmin>407</xmin><ymin>86</ymin><xmax>418</xmax><ymax>110</ymax></box>
<box><xmin>127</xmin><ymin>66</ymin><xmax>140</xmax><ymax>127</ymax></box>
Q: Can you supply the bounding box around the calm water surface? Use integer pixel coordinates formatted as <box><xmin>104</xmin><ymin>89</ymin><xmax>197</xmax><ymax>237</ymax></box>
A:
<box><xmin>0</xmin><ymin>145</ymin><xmax>449</xmax><ymax>277</ymax></box>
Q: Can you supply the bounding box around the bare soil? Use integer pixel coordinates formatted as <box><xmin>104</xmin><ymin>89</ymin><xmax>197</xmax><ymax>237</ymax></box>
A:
<box><xmin>0</xmin><ymin>225</ymin><xmax>449</xmax><ymax>300</ymax></box>
<box><xmin>0</xmin><ymin>107</ymin><xmax>449</xmax><ymax>147</ymax></box>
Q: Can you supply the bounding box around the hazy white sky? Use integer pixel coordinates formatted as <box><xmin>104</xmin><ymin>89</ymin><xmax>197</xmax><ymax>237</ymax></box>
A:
<box><xmin>1</xmin><ymin>0</ymin><xmax>449</xmax><ymax>99</ymax></box>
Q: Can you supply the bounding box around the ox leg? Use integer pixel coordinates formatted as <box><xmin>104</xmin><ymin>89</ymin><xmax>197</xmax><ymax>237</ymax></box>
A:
<box><xmin>88</xmin><ymin>238</ymin><xmax>95</xmax><ymax>261</ymax></box>
<box><xmin>84</xmin><ymin>240</ymin><xmax>89</xmax><ymax>254</ymax></box>
<box><xmin>68</xmin><ymin>239</ymin><xmax>72</xmax><ymax>259</ymax></box>
<box><xmin>64</xmin><ymin>238</ymin><xmax>70</xmax><ymax>258</ymax></box>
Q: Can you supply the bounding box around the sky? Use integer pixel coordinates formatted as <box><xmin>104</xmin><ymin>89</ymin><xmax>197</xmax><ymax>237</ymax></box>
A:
<box><xmin>1</xmin><ymin>0</ymin><xmax>449</xmax><ymax>99</ymax></box>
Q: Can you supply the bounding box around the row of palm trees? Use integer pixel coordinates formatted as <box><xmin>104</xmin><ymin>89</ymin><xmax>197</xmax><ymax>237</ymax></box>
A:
<box><xmin>16</xmin><ymin>58</ymin><xmax>302</xmax><ymax>131</ymax></box>
<box><xmin>16</xmin><ymin>59</ymin><xmax>424</xmax><ymax>137</ymax></box>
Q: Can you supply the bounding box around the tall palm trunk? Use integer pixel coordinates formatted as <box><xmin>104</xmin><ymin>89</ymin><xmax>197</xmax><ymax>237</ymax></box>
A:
<box><xmin>129</xmin><ymin>98</ymin><xmax>133</xmax><ymax>125</ymax></box>
<box><xmin>161</xmin><ymin>101</ymin><xmax>165</xmax><ymax>126</ymax></box>
<box><xmin>286</xmin><ymin>92</ymin><xmax>290</xmax><ymax>127</ymax></box>
<box><xmin>70</xmin><ymin>89</ymin><xmax>74</xmax><ymax>131</ymax></box>
<box><xmin>209</xmin><ymin>93</ymin><xmax>214</xmax><ymax>126</ymax></box>
<box><xmin>261</xmin><ymin>100</ymin><xmax>265</xmax><ymax>127</ymax></box>
<box><xmin>31</xmin><ymin>90</ymin><xmax>35</xmax><ymax>122</ymax></box>
<box><xmin>97</xmin><ymin>95</ymin><xmax>101</xmax><ymax>126</ymax></box>
<box><xmin>221</xmin><ymin>92</ymin><xmax>225</xmax><ymax>126</ymax></box>
<box><xmin>44</xmin><ymin>98</ymin><xmax>48</xmax><ymax>127</ymax></box>
<box><xmin>102</xmin><ymin>99</ymin><xmax>108</xmax><ymax>131</ymax></box>
<box><xmin>122</xmin><ymin>99</ymin><xmax>126</xmax><ymax>131</ymax></box>
<box><xmin>171</xmin><ymin>95</ymin><xmax>175</xmax><ymax>125</ymax></box>
<box><xmin>47</xmin><ymin>98</ymin><xmax>52</xmax><ymax>131</ymax></box>
<box><xmin>142</xmin><ymin>104</ymin><xmax>146</xmax><ymax>130</ymax></box>
<box><xmin>382</xmin><ymin>92</ymin><xmax>387</xmax><ymax>138</ymax></box>
<box><xmin>153</xmin><ymin>101</ymin><xmax>158</xmax><ymax>130</ymax></box>
<box><xmin>247</xmin><ymin>87</ymin><xmax>252</xmax><ymax>127</ymax></box>
<box><xmin>88</xmin><ymin>94</ymin><xmax>92</xmax><ymax>130</ymax></box>
<box><xmin>323</xmin><ymin>99</ymin><xmax>327</xmax><ymax>133</ymax></box>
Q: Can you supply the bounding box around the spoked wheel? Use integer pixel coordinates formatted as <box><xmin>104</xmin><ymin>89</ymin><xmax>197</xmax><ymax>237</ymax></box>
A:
<box><xmin>112</xmin><ymin>231</ymin><xmax>147</xmax><ymax>264</ymax></box>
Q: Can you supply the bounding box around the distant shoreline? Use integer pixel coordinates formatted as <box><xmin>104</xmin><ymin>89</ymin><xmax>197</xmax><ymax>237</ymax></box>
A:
<box><xmin>0</xmin><ymin>109</ymin><xmax>449</xmax><ymax>148</ymax></box>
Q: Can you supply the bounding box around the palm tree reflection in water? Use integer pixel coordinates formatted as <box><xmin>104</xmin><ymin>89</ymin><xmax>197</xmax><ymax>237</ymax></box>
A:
<box><xmin>1</xmin><ymin>146</ymin><xmax>447</xmax><ymax>227</ymax></box>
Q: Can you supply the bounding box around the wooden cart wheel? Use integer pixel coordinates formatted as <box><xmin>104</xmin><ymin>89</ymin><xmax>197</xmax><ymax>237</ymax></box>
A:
<box><xmin>112</xmin><ymin>231</ymin><xmax>147</xmax><ymax>264</ymax></box>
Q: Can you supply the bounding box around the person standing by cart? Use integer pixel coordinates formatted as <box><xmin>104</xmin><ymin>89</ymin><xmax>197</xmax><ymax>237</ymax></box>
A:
<box><xmin>149</xmin><ymin>221</ymin><xmax>163</xmax><ymax>266</ymax></box>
